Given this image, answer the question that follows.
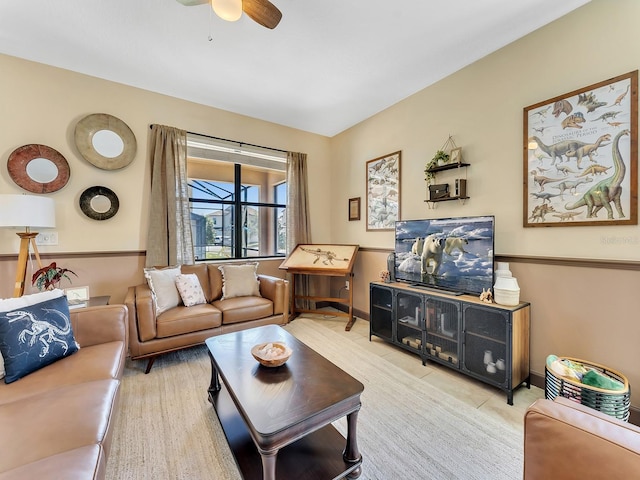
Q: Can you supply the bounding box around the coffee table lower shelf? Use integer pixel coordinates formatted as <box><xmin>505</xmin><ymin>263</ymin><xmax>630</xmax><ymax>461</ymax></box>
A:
<box><xmin>210</xmin><ymin>384</ymin><xmax>362</xmax><ymax>480</ymax></box>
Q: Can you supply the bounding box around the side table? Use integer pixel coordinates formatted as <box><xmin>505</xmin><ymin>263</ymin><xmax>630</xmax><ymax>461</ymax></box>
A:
<box><xmin>69</xmin><ymin>296</ymin><xmax>110</xmax><ymax>310</ymax></box>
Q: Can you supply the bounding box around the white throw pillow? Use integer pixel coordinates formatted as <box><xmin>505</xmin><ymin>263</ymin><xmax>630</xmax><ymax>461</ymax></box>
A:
<box><xmin>218</xmin><ymin>263</ymin><xmax>261</xmax><ymax>300</ymax></box>
<box><xmin>0</xmin><ymin>289</ymin><xmax>66</xmax><ymax>380</ymax></box>
<box><xmin>144</xmin><ymin>266</ymin><xmax>182</xmax><ymax>315</ymax></box>
<box><xmin>175</xmin><ymin>274</ymin><xmax>206</xmax><ymax>307</ymax></box>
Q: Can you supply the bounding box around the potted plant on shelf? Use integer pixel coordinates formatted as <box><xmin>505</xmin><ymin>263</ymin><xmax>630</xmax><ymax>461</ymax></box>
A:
<box><xmin>32</xmin><ymin>262</ymin><xmax>77</xmax><ymax>291</ymax></box>
<box><xmin>424</xmin><ymin>150</ymin><xmax>449</xmax><ymax>185</ymax></box>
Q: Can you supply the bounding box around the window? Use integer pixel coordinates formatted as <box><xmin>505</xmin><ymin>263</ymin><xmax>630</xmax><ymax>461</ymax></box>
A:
<box><xmin>187</xmin><ymin>135</ymin><xmax>287</xmax><ymax>261</ymax></box>
<box><xmin>274</xmin><ymin>182</ymin><xmax>287</xmax><ymax>255</ymax></box>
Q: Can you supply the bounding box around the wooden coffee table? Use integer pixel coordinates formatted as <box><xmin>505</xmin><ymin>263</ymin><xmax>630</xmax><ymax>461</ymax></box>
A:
<box><xmin>206</xmin><ymin>325</ymin><xmax>364</xmax><ymax>480</ymax></box>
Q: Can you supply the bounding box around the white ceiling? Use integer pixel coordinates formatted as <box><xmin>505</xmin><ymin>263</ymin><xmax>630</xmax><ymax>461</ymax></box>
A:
<box><xmin>0</xmin><ymin>0</ymin><xmax>591</xmax><ymax>137</ymax></box>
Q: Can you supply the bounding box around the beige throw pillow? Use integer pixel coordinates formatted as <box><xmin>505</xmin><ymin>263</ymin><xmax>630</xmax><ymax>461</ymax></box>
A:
<box><xmin>144</xmin><ymin>266</ymin><xmax>182</xmax><ymax>315</ymax></box>
<box><xmin>175</xmin><ymin>274</ymin><xmax>207</xmax><ymax>307</ymax></box>
<box><xmin>218</xmin><ymin>264</ymin><xmax>261</xmax><ymax>300</ymax></box>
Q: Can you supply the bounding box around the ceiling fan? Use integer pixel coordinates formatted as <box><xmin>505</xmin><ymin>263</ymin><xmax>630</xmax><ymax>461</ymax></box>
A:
<box><xmin>176</xmin><ymin>0</ymin><xmax>282</xmax><ymax>29</ymax></box>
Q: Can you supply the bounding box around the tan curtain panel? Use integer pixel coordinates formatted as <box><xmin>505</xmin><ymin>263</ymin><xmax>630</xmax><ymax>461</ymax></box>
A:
<box><xmin>146</xmin><ymin>125</ymin><xmax>194</xmax><ymax>267</ymax></box>
<box><xmin>286</xmin><ymin>152</ymin><xmax>311</xmax><ymax>310</ymax></box>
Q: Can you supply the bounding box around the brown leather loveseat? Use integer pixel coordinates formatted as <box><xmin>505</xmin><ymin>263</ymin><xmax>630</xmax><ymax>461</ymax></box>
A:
<box><xmin>524</xmin><ymin>397</ymin><xmax>640</xmax><ymax>478</ymax></box>
<box><xmin>125</xmin><ymin>263</ymin><xmax>289</xmax><ymax>373</ymax></box>
<box><xmin>0</xmin><ymin>305</ymin><xmax>128</xmax><ymax>479</ymax></box>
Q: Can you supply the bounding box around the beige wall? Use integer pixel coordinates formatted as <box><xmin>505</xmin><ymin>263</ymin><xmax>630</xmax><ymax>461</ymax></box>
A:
<box><xmin>330</xmin><ymin>0</ymin><xmax>640</xmax><ymax>407</ymax></box>
<box><xmin>0</xmin><ymin>54</ymin><xmax>331</xmax><ymax>301</ymax></box>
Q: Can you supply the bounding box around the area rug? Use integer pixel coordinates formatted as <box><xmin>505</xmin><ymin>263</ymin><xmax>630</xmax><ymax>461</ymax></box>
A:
<box><xmin>106</xmin><ymin>317</ymin><xmax>523</xmax><ymax>479</ymax></box>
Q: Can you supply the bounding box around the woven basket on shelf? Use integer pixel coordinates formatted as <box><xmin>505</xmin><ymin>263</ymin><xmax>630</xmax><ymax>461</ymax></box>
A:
<box><xmin>545</xmin><ymin>356</ymin><xmax>630</xmax><ymax>421</ymax></box>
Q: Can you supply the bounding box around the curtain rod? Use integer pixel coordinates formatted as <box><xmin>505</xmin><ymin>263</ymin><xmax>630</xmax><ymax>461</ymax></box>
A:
<box><xmin>148</xmin><ymin>124</ymin><xmax>288</xmax><ymax>154</ymax></box>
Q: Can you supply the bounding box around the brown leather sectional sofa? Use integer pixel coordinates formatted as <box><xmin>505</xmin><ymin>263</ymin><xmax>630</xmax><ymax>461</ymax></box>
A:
<box><xmin>0</xmin><ymin>305</ymin><xmax>128</xmax><ymax>480</ymax></box>
<box><xmin>125</xmin><ymin>263</ymin><xmax>289</xmax><ymax>373</ymax></box>
<box><xmin>524</xmin><ymin>397</ymin><xmax>640</xmax><ymax>478</ymax></box>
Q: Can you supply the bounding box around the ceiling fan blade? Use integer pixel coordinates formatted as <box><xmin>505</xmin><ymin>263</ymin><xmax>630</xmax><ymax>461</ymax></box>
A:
<box><xmin>243</xmin><ymin>0</ymin><xmax>282</xmax><ymax>29</ymax></box>
<box><xmin>175</xmin><ymin>0</ymin><xmax>209</xmax><ymax>6</ymax></box>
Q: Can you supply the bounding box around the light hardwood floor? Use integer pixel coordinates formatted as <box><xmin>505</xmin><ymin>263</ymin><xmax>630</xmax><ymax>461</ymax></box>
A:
<box><xmin>302</xmin><ymin>309</ymin><xmax>545</xmax><ymax>432</ymax></box>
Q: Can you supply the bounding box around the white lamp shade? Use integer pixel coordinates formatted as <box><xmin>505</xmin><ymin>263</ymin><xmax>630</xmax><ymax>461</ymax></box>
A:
<box><xmin>211</xmin><ymin>0</ymin><xmax>242</xmax><ymax>21</ymax></box>
<box><xmin>0</xmin><ymin>194</ymin><xmax>56</xmax><ymax>229</ymax></box>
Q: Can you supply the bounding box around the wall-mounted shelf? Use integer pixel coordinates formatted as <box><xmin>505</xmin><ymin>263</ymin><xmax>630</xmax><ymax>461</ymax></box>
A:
<box><xmin>426</xmin><ymin>162</ymin><xmax>470</xmax><ymax>174</ymax></box>
<box><xmin>425</xmin><ymin>196</ymin><xmax>469</xmax><ymax>204</ymax></box>
<box><xmin>425</xmin><ymin>162</ymin><xmax>469</xmax><ymax>207</ymax></box>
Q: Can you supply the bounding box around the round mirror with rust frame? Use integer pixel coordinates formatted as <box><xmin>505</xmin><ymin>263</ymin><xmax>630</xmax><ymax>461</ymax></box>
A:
<box><xmin>74</xmin><ymin>113</ymin><xmax>137</xmax><ymax>170</ymax></box>
<box><xmin>7</xmin><ymin>144</ymin><xmax>70</xmax><ymax>193</ymax></box>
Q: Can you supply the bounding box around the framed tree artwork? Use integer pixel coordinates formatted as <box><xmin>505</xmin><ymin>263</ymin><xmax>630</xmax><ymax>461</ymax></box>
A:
<box><xmin>366</xmin><ymin>151</ymin><xmax>401</xmax><ymax>231</ymax></box>
<box><xmin>523</xmin><ymin>70</ymin><xmax>638</xmax><ymax>227</ymax></box>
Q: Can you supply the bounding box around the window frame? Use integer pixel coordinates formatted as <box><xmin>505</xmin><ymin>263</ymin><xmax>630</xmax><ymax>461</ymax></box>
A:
<box><xmin>187</xmin><ymin>137</ymin><xmax>287</xmax><ymax>261</ymax></box>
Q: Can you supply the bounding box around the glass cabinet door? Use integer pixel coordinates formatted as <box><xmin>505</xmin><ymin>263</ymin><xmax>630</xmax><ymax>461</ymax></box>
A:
<box><xmin>425</xmin><ymin>298</ymin><xmax>460</xmax><ymax>367</ymax></box>
<box><xmin>462</xmin><ymin>304</ymin><xmax>508</xmax><ymax>386</ymax></box>
<box><xmin>370</xmin><ymin>285</ymin><xmax>393</xmax><ymax>340</ymax></box>
<box><xmin>395</xmin><ymin>291</ymin><xmax>423</xmax><ymax>353</ymax></box>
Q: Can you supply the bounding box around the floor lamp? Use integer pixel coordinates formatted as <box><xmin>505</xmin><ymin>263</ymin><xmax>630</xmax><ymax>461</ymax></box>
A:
<box><xmin>0</xmin><ymin>194</ymin><xmax>56</xmax><ymax>297</ymax></box>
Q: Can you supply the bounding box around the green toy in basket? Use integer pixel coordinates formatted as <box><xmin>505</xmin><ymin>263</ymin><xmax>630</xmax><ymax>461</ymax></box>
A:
<box><xmin>581</xmin><ymin>369</ymin><xmax>624</xmax><ymax>391</ymax></box>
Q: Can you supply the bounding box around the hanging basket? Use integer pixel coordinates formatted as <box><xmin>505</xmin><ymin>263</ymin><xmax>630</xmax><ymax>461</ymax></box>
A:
<box><xmin>545</xmin><ymin>357</ymin><xmax>630</xmax><ymax>421</ymax></box>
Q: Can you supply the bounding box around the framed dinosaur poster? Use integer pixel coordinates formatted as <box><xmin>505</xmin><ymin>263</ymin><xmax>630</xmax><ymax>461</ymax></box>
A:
<box><xmin>523</xmin><ymin>70</ymin><xmax>638</xmax><ymax>227</ymax></box>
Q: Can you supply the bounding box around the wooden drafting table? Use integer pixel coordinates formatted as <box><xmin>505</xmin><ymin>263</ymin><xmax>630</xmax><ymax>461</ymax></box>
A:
<box><xmin>279</xmin><ymin>244</ymin><xmax>359</xmax><ymax>331</ymax></box>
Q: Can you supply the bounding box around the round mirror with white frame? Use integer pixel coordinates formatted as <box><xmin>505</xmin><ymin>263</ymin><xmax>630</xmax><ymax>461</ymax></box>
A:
<box><xmin>75</xmin><ymin>113</ymin><xmax>137</xmax><ymax>170</ymax></box>
<box><xmin>7</xmin><ymin>144</ymin><xmax>70</xmax><ymax>193</ymax></box>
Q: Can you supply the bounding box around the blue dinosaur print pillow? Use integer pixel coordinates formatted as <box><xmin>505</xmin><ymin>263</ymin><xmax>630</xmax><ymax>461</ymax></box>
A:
<box><xmin>0</xmin><ymin>294</ymin><xmax>79</xmax><ymax>383</ymax></box>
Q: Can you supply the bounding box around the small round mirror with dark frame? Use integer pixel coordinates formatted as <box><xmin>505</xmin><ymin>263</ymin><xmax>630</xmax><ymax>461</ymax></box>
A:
<box><xmin>79</xmin><ymin>186</ymin><xmax>119</xmax><ymax>220</ymax></box>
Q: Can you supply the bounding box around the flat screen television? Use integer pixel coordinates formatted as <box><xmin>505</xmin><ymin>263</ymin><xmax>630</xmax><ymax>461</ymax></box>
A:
<box><xmin>394</xmin><ymin>215</ymin><xmax>495</xmax><ymax>295</ymax></box>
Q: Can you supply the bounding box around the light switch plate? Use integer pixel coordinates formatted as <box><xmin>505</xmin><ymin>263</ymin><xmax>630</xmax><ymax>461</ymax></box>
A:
<box><xmin>35</xmin><ymin>231</ymin><xmax>58</xmax><ymax>246</ymax></box>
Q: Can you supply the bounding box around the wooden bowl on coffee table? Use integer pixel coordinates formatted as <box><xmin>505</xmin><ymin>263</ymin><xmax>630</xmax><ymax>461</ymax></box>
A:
<box><xmin>251</xmin><ymin>342</ymin><xmax>292</xmax><ymax>367</ymax></box>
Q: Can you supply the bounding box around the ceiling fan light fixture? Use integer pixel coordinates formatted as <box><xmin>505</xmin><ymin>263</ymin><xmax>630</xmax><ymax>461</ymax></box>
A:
<box><xmin>211</xmin><ymin>0</ymin><xmax>243</xmax><ymax>22</ymax></box>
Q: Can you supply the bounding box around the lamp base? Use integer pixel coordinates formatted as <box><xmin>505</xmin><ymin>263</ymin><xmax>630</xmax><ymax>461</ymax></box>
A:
<box><xmin>13</xmin><ymin>232</ymin><xmax>42</xmax><ymax>297</ymax></box>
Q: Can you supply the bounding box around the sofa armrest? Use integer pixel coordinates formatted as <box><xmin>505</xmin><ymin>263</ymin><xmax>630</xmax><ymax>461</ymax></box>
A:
<box><xmin>524</xmin><ymin>397</ymin><xmax>640</xmax><ymax>479</ymax></box>
<box><xmin>125</xmin><ymin>284</ymin><xmax>158</xmax><ymax>357</ymax></box>
<box><xmin>258</xmin><ymin>275</ymin><xmax>289</xmax><ymax>318</ymax></box>
<box><xmin>70</xmin><ymin>304</ymin><xmax>128</xmax><ymax>348</ymax></box>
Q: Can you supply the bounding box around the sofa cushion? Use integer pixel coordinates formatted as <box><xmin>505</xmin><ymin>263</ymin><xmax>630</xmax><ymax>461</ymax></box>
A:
<box><xmin>0</xmin><ymin>292</ymin><xmax>79</xmax><ymax>383</ymax></box>
<box><xmin>0</xmin><ymin>379</ymin><xmax>119</xmax><ymax>473</ymax></box>
<box><xmin>175</xmin><ymin>273</ymin><xmax>207</xmax><ymax>307</ymax></box>
<box><xmin>0</xmin><ymin>444</ymin><xmax>105</xmax><ymax>480</ymax></box>
<box><xmin>144</xmin><ymin>266</ymin><xmax>182</xmax><ymax>315</ymax></box>
<box><xmin>0</xmin><ymin>341</ymin><xmax>125</xmax><ymax>405</ymax></box>
<box><xmin>212</xmin><ymin>296</ymin><xmax>274</xmax><ymax>325</ymax></box>
<box><xmin>156</xmin><ymin>304</ymin><xmax>222</xmax><ymax>338</ymax></box>
<box><xmin>218</xmin><ymin>263</ymin><xmax>261</xmax><ymax>300</ymax></box>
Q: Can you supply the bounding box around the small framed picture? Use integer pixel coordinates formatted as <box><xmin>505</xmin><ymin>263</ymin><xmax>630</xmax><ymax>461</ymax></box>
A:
<box><xmin>348</xmin><ymin>197</ymin><xmax>361</xmax><ymax>221</ymax></box>
<box><xmin>64</xmin><ymin>286</ymin><xmax>90</xmax><ymax>302</ymax></box>
<box><xmin>450</xmin><ymin>147</ymin><xmax>462</xmax><ymax>164</ymax></box>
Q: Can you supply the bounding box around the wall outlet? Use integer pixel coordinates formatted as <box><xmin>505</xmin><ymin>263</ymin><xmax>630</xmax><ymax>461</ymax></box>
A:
<box><xmin>36</xmin><ymin>231</ymin><xmax>58</xmax><ymax>246</ymax></box>
<box><xmin>345</xmin><ymin>280</ymin><xmax>350</xmax><ymax>290</ymax></box>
